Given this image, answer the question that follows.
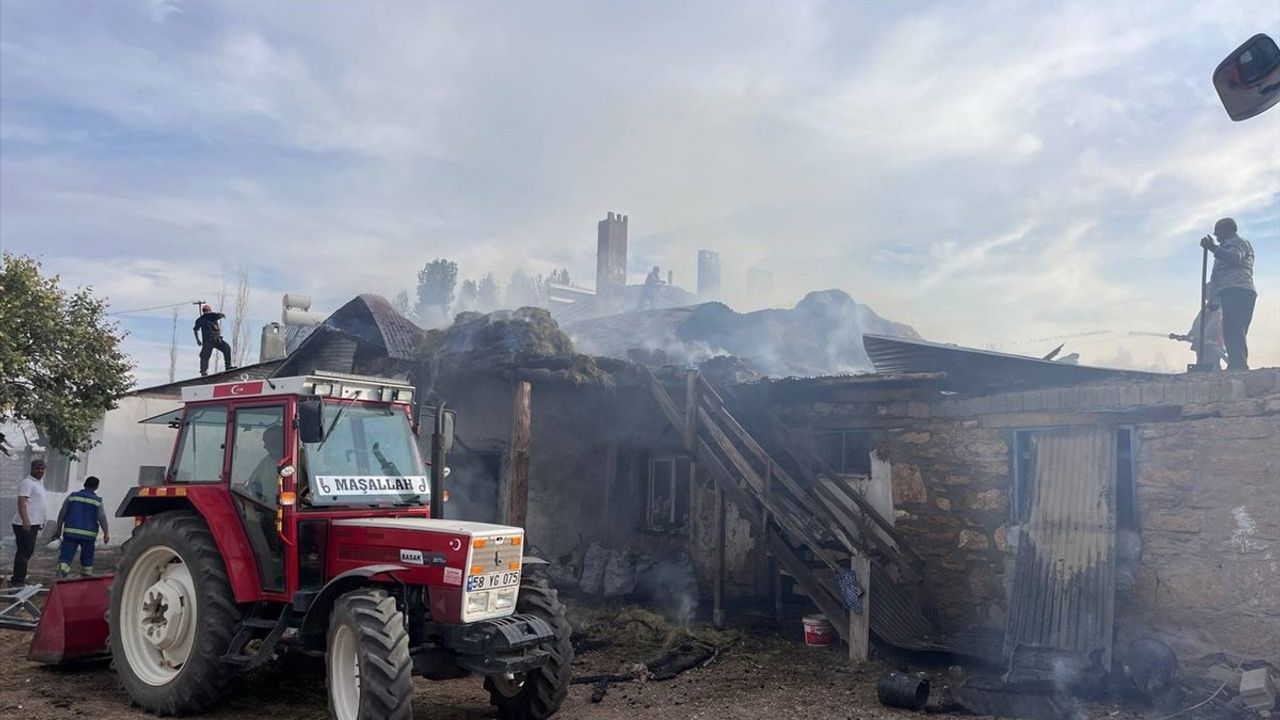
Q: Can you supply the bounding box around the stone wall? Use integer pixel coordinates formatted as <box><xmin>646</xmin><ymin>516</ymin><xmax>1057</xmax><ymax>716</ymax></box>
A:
<box><xmin>760</xmin><ymin>369</ymin><xmax>1280</xmax><ymax>670</ymax></box>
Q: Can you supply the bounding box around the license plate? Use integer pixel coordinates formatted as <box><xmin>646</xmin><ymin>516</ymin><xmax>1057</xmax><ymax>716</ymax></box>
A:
<box><xmin>466</xmin><ymin>571</ymin><xmax>520</xmax><ymax>592</ymax></box>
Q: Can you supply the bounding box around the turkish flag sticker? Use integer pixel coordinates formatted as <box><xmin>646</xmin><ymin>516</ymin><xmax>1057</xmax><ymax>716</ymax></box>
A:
<box><xmin>213</xmin><ymin>381</ymin><xmax>264</xmax><ymax>398</ymax></box>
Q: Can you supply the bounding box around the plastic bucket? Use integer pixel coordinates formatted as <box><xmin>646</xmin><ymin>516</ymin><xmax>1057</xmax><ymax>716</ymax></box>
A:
<box><xmin>803</xmin><ymin>614</ymin><xmax>833</xmax><ymax>646</ymax></box>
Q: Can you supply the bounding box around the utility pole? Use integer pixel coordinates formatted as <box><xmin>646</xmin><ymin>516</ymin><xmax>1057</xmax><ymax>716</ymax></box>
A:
<box><xmin>169</xmin><ymin>307</ymin><xmax>179</xmax><ymax>383</ymax></box>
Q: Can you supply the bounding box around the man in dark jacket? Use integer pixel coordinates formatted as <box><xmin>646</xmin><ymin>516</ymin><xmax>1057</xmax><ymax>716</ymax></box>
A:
<box><xmin>1200</xmin><ymin>217</ymin><xmax>1256</xmax><ymax>370</ymax></box>
<box><xmin>193</xmin><ymin>303</ymin><xmax>234</xmax><ymax>376</ymax></box>
<box><xmin>49</xmin><ymin>476</ymin><xmax>110</xmax><ymax>577</ymax></box>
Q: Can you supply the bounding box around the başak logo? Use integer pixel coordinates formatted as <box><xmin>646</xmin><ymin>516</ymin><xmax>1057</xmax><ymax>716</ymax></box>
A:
<box><xmin>399</xmin><ymin>549</ymin><xmax>425</xmax><ymax>565</ymax></box>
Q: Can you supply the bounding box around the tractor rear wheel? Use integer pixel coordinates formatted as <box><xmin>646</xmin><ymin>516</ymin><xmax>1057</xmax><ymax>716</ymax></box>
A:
<box><xmin>485</xmin><ymin>574</ymin><xmax>573</xmax><ymax>720</ymax></box>
<box><xmin>108</xmin><ymin>511</ymin><xmax>240</xmax><ymax>715</ymax></box>
<box><xmin>325</xmin><ymin>588</ymin><xmax>413</xmax><ymax>720</ymax></box>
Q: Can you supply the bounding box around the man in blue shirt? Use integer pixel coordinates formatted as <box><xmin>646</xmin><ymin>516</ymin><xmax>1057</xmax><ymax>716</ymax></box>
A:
<box><xmin>50</xmin><ymin>476</ymin><xmax>110</xmax><ymax>578</ymax></box>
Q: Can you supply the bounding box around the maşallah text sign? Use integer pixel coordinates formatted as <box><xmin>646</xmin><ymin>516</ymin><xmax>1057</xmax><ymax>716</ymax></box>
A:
<box><xmin>314</xmin><ymin>475</ymin><xmax>429</xmax><ymax>496</ymax></box>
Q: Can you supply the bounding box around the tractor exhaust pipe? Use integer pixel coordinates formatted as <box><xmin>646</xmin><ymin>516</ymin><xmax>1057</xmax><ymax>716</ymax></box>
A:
<box><xmin>431</xmin><ymin>401</ymin><xmax>447</xmax><ymax>519</ymax></box>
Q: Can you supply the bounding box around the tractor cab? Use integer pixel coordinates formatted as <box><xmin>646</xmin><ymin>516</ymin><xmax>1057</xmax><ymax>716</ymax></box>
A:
<box><xmin>105</xmin><ymin>372</ymin><xmax>571</xmax><ymax>720</ymax></box>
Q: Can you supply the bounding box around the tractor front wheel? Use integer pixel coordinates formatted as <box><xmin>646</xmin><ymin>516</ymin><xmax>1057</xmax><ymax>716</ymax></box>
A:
<box><xmin>109</xmin><ymin>511</ymin><xmax>240</xmax><ymax>715</ymax></box>
<box><xmin>325</xmin><ymin>588</ymin><xmax>413</xmax><ymax>720</ymax></box>
<box><xmin>485</xmin><ymin>574</ymin><xmax>573</xmax><ymax>720</ymax></box>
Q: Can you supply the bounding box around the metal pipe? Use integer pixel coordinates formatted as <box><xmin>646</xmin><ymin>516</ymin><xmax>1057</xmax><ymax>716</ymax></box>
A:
<box><xmin>1196</xmin><ymin>246</ymin><xmax>1209</xmax><ymax>370</ymax></box>
<box><xmin>431</xmin><ymin>402</ymin><xmax>447</xmax><ymax>519</ymax></box>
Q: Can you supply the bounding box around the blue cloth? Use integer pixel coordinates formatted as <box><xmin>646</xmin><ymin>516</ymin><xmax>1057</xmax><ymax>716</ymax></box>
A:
<box><xmin>63</xmin><ymin>489</ymin><xmax>103</xmax><ymax>538</ymax></box>
<box><xmin>57</xmin><ymin>536</ymin><xmax>96</xmax><ymax>575</ymax></box>
<box><xmin>837</xmin><ymin>568</ymin><xmax>864</xmax><ymax>615</ymax></box>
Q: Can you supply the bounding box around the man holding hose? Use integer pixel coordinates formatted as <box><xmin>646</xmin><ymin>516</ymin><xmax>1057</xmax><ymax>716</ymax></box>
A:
<box><xmin>1200</xmin><ymin>217</ymin><xmax>1256</xmax><ymax>370</ymax></box>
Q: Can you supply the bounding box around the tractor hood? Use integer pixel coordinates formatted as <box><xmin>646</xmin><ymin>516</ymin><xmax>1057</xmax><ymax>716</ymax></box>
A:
<box><xmin>328</xmin><ymin>517</ymin><xmax>525</xmax><ymax>623</ymax></box>
<box><xmin>331</xmin><ymin>517</ymin><xmax>523</xmax><ymax>538</ymax></box>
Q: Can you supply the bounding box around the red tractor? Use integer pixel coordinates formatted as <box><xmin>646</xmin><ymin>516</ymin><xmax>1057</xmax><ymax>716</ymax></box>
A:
<box><xmin>106</xmin><ymin>372</ymin><xmax>572</xmax><ymax>719</ymax></box>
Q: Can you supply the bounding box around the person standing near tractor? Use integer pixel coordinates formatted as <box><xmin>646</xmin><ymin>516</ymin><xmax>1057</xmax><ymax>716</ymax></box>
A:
<box><xmin>1200</xmin><ymin>217</ymin><xmax>1256</xmax><ymax>370</ymax></box>
<box><xmin>48</xmin><ymin>476</ymin><xmax>110</xmax><ymax>578</ymax></box>
<box><xmin>8</xmin><ymin>459</ymin><xmax>48</xmax><ymax>587</ymax></box>
<box><xmin>193</xmin><ymin>303</ymin><xmax>234</xmax><ymax>376</ymax></box>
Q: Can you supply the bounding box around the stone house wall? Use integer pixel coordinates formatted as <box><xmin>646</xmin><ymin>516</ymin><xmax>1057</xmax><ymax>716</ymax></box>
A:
<box><xmin>761</xmin><ymin>369</ymin><xmax>1280</xmax><ymax>671</ymax></box>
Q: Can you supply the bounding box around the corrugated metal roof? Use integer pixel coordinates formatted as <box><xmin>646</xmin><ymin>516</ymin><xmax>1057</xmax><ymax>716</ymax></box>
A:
<box><xmin>1004</xmin><ymin>426</ymin><xmax>1117</xmax><ymax>675</ymax></box>
<box><xmin>863</xmin><ymin>334</ymin><xmax>1161</xmax><ymax>394</ymax></box>
<box><xmin>329</xmin><ymin>293</ymin><xmax>423</xmax><ymax>361</ymax></box>
<box><xmin>129</xmin><ymin>359</ymin><xmax>285</xmax><ymax>397</ymax></box>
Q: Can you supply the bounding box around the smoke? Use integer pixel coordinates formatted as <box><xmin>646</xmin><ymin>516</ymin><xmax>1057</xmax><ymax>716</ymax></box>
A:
<box><xmin>565</xmin><ymin>289</ymin><xmax>920</xmax><ymax>377</ymax></box>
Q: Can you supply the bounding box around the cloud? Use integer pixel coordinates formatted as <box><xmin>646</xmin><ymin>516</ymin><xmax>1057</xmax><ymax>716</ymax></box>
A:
<box><xmin>2</xmin><ymin>0</ymin><xmax>1278</xmax><ymax>381</ymax></box>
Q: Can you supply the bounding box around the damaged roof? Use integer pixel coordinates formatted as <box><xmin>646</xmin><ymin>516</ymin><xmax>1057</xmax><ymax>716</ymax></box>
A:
<box><xmin>326</xmin><ymin>293</ymin><xmax>423</xmax><ymax>361</ymax></box>
<box><xmin>863</xmin><ymin>334</ymin><xmax>1163</xmax><ymax>394</ymax></box>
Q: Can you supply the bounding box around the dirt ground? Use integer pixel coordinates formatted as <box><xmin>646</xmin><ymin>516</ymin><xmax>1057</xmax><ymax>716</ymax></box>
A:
<box><xmin>1</xmin><ymin>545</ymin><xmax>920</xmax><ymax>720</ymax></box>
<box><xmin>4</xmin><ymin>546</ymin><xmax>1221</xmax><ymax>720</ymax></box>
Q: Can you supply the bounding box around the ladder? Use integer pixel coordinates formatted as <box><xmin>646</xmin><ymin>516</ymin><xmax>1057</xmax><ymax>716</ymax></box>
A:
<box><xmin>645</xmin><ymin>368</ymin><xmax>938</xmax><ymax>657</ymax></box>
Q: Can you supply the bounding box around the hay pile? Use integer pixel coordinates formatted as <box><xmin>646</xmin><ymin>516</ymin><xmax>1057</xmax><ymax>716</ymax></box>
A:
<box><xmin>571</xmin><ymin>605</ymin><xmax>743</xmax><ymax>692</ymax></box>
<box><xmin>412</xmin><ymin>307</ymin><xmax>618</xmax><ymax>392</ymax></box>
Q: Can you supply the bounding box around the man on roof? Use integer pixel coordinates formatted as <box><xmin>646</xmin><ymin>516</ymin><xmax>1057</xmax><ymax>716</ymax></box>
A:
<box><xmin>193</xmin><ymin>303</ymin><xmax>234</xmax><ymax>377</ymax></box>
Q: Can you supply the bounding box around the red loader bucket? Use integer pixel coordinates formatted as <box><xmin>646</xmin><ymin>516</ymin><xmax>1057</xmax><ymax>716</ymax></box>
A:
<box><xmin>28</xmin><ymin>575</ymin><xmax>113</xmax><ymax>664</ymax></box>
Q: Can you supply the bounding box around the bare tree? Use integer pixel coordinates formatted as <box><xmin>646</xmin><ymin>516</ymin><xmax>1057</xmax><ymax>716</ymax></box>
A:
<box><xmin>230</xmin><ymin>267</ymin><xmax>252</xmax><ymax>366</ymax></box>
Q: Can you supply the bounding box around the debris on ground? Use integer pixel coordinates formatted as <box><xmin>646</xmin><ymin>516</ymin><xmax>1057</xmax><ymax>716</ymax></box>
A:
<box><xmin>1240</xmin><ymin>667</ymin><xmax>1276</xmax><ymax>711</ymax></box>
<box><xmin>568</xmin><ymin>605</ymin><xmax>743</xmax><ymax>694</ymax></box>
<box><xmin>876</xmin><ymin>671</ymin><xmax>930</xmax><ymax>711</ymax></box>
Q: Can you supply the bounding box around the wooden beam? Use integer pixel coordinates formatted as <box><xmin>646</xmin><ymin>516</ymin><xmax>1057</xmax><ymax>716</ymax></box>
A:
<box><xmin>697</xmin><ymin>405</ymin><xmax>766</xmax><ymax>493</ymax></box>
<box><xmin>644</xmin><ymin>367</ymin><xmax>684</xmax><ymax>430</ymax></box>
<box><xmin>684</xmin><ymin>370</ymin><xmax>698</xmax><ymax>452</ymax></box>
<box><xmin>849</xmin><ymin>552</ymin><xmax>871</xmax><ymax>662</ymax></box>
<box><xmin>696</xmin><ymin>438</ymin><xmax>843</xmax><ymax>575</ymax></box>
<box><xmin>698</xmin><ymin>381</ymin><xmax>767</xmax><ymax>464</ymax></box>
<box><xmin>713</xmin><ymin>478</ymin><xmax>725</xmax><ymax>628</ymax></box>
<box><xmin>501</xmin><ymin>381</ymin><xmax>532</xmax><ymax>528</ymax></box>
<box><xmin>766</xmin><ymin>532</ymin><xmax>851</xmax><ymax>646</ymax></box>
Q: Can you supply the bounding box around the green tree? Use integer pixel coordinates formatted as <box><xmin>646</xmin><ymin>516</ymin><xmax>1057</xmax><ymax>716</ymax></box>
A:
<box><xmin>457</xmin><ymin>279</ymin><xmax>480</xmax><ymax>312</ymax></box>
<box><xmin>0</xmin><ymin>254</ymin><xmax>135</xmax><ymax>455</ymax></box>
<box><xmin>392</xmin><ymin>289</ymin><xmax>413</xmax><ymax>320</ymax></box>
<box><xmin>476</xmin><ymin>273</ymin><xmax>501</xmax><ymax>312</ymax></box>
<box><xmin>505</xmin><ymin>269</ymin><xmax>547</xmax><ymax>308</ymax></box>
<box><xmin>414</xmin><ymin>258</ymin><xmax>458</xmax><ymax>327</ymax></box>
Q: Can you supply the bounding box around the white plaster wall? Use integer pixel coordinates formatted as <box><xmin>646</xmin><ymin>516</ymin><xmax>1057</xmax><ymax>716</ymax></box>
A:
<box><xmin>60</xmin><ymin>395</ymin><xmax>183</xmax><ymax>541</ymax></box>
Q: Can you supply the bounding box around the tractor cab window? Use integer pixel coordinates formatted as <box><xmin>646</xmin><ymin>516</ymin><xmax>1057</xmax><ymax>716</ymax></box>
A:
<box><xmin>302</xmin><ymin>400</ymin><xmax>429</xmax><ymax>507</ymax></box>
<box><xmin>171</xmin><ymin>406</ymin><xmax>229</xmax><ymax>483</ymax></box>
<box><xmin>229</xmin><ymin>405</ymin><xmax>287</xmax><ymax>592</ymax></box>
<box><xmin>230</xmin><ymin>406</ymin><xmax>287</xmax><ymax>505</ymax></box>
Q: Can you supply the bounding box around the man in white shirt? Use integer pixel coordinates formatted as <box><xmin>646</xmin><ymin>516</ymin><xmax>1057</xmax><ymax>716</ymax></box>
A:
<box><xmin>9</xmin><ymin>459</ymin><xmax>48</xmax><ymax>586</ymax></box>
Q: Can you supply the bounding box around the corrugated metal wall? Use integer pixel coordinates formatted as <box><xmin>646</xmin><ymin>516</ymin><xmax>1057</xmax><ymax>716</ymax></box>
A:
<box><xmin>1004</xmin><ymin>425</ymin><xmax>1117</xmax><ymax>671</ymax></box>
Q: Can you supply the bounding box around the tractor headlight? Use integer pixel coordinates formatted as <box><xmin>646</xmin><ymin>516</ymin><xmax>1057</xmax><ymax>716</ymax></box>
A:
<box><xmin>466</xmin><ymin>591</ymin><xmax>490</xmax><ymax>615</ymax></box>
<box><xmin>494</xmin><ymin>588</ymin><xmax>517</xmax><ymax>611</ymax></box>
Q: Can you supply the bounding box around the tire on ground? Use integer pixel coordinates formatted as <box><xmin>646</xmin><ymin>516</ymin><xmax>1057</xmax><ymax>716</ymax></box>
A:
<box><xmin>485</xmin><ymin>574</ymin><xmax>574</xmax><ymax>720</ymax></box>
<box><xmin>326</xmin><ymin>588</ymin><xmax>413</xmax><ymax>720</ymax></box>
<box><xmin>108</xmin><ymin>511</ymin><xmax>241</xmax><ymax>715</ymax></box>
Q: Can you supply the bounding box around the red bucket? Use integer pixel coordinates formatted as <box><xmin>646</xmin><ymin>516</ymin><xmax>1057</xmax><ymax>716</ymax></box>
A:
<box><xmin>803</xmin><ymin>614</ymin><xmax>833</xmax><ymax>646</ymax></box>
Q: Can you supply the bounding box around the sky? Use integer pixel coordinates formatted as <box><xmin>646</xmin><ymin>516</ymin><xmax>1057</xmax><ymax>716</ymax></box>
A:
<box><xmin>2</xmin><ymin>0</ymin><xmax>1278</xmax><ymax>388</ymax></box>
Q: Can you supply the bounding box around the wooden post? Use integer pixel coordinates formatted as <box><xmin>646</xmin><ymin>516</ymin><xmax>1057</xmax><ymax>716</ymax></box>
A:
<box><xmin>764</xmin><ymin>458</ymin><xmax>783</xmax><ymax>623</ymax></box>
<box><xmin>849</xmin><ymin>552</ymin><xmax>871</xmax><ymax>662</ymax></box>
<box><xmin>683</xmin><ymin>370</ymin><xmax>698</xmax><ymax>451</ymax></box>
<box><xmin>713</xmin><ymin>480</ymin><xmax>726</xmax><ymax>628</ymax></box>
<box><xmin>501</xmin><ymin>381</ymin><xmax>533</xmax><ymax>528</ymax></box>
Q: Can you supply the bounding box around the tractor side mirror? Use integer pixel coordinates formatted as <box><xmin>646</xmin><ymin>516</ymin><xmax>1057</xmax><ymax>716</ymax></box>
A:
<box><xmin>1214</xmin><ymin>33</ymin><xmax>1280</xmax><ymax>121</ymax></box>
<box><xmin>435</xmin><ymin>409</ymin><xmax>456</xmax><ymax>455</ymax></box>
<box><xmin>298</xmin><ymin>396</ymin><xmax>325</xmax><ymax>444</ymax></box>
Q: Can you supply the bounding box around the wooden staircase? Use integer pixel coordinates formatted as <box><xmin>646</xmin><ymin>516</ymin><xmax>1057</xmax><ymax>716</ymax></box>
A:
<box><xmin>646</xmin><ymin>368</ymin><xmax>941</xmax><ymax>659</ymax></box>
